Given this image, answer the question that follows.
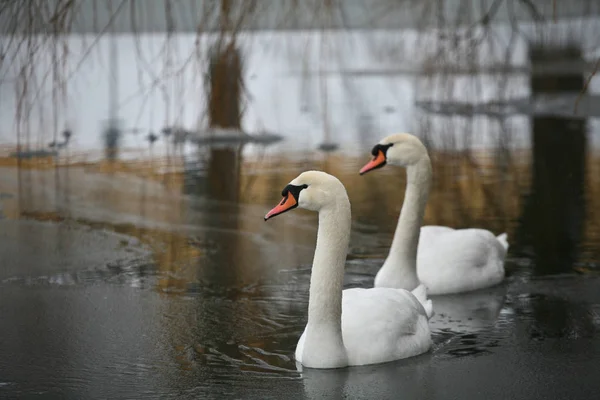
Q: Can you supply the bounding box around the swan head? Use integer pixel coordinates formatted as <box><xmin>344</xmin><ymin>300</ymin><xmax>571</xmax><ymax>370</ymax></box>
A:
<box><xmin>359</xmin><ymin>133</ymin><xmax>428</xmax><ymax>175</ymax></box>
<box><xmin>264</xmin><ymin>171</ymin><xmax>347</xmax><ymax>220</ymax></box>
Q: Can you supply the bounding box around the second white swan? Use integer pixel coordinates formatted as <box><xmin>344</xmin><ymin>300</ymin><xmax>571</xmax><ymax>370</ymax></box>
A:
<box><xmin>264</xmin><ymin>170</ymin><xmax>433</xmax><ymax>369</ymax></box>
<box><xmin>359</xmin><ymin>133</ymin><xmax>509</xmax><ymax>295</ymax></box>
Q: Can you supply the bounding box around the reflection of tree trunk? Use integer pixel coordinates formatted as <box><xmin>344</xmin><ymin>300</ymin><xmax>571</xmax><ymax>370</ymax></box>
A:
<box><xmin>206</xmin><ymin>147</ymin><xmax>241</xmax><ymax>203</ymax></box>
<box><xmin>529</xmin><ymin>117</ymin><xmax>586</xmax><ymax>274</ymax></box>
<box><xmin>514</xmin><ymin>295</ymin><xmax>596</xmax><ymax>341</ymax></box>
<box><xmin>518</xmin><ymin>46</ymin><xmax>586</xmax><ymax>275</ymax></box>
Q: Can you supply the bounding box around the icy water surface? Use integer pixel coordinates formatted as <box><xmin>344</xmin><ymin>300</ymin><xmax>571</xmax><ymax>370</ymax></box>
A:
<box><xmin>1</xmin><ymin>144</ymin><xmax>600</xmax><ymax>399</ymax></box>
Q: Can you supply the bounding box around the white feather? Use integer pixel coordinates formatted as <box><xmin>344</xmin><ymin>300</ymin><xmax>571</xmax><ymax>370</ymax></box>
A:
<box><xmin>368</xmin><ymin>133</ymin><xmax>509</xmax><ymax>295</ymax></box>
<box><xmin>270</xmin><ymin>171</ymin><xmax>433</xmax><ymax>369</ymax></box>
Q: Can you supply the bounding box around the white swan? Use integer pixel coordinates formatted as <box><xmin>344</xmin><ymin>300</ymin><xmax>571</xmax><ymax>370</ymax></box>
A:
<box><xmin>264</xmin><ymin>170</ymin><xmax>433</xmax><ymax>369</ymax></box>
<box><xmin>359</xmin><ymin>133</ymin><xmax>509</xmax><ymax>295</ymax></box>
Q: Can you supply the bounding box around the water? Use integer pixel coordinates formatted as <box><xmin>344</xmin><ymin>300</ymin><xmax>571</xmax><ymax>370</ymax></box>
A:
<box><xmin>1</xmin><ymin>139</ymin><xmax>600</xmax><ymax>399</ymax></box>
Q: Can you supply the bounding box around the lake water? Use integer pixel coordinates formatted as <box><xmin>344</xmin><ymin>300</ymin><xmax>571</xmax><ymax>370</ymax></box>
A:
<box><xmin>1</xmin><ymin>136</ymin><xmax>600</xmax><ymax>398</ymax></box>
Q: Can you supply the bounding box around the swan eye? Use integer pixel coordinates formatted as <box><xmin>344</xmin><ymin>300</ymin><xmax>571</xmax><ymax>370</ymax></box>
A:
<box><xmin>282</xmin><ymin>184</ymin><xmax>309</xmax><ymax>199</ymax></box>
<box><xmin>371</xmin><ymin>143</ymin><xmax>393</xmax><ymax>156</ymax></box>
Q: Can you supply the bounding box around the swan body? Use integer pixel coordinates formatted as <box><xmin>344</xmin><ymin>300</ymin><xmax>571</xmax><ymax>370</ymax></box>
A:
<box><xmin>416</xmin><ymin>227</ymin><xmax>508</xmax><ymax>294</ymax></box>
<box><xmin>360</xmin><ymin>133</ymin><xmax>509</xmax><ymax>295</ymax></box>
<box><xmin>295</xmin><ymin>284</ymin><xmax>432</xmax><ymax>367</ymax></box>
<box><xmin>265</xmin><ymin>171</ymin><xmax>433</xmax><ymax>369</ymax></box>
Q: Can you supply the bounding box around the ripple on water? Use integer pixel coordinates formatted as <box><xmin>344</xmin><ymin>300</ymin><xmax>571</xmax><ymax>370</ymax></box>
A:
<box><xmin>0</xmin><ymin>257</ymin><xmax>157</xmax><ymax>288</ymax></box>
<box><xmin>179</xmin><ymin>342</ymin><xmax>299</xmax><ymax>378</ymax></box>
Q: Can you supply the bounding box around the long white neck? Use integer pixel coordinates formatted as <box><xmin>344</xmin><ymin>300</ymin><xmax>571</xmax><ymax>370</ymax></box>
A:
<box><xmin>376</xmin><ymin>156</ymin><xmax>431</xmax><ymax>290</ymax></box>
<box><xmin>301</xmin><ymin>196</ymin><xmax>351</xmax><ymax>368</ymax></box>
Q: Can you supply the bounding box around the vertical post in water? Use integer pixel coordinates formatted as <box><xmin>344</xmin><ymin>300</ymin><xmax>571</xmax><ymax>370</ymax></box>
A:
<box><xmin>521</xmin><ymin>45</ymin><xmax>587</xmax><ymax>274</ymax></box>
<box><xmin>190</xmin><ymin>0</ymin><xmax>245</xmax><ymax>307</ymax></box>
<box><xmin>203</xmin><ymin>0</ymin><xmax>243</xmax><ymax>203</ymax></box>
<box><xmin>104</xmin><ymin>2</ymin><xmax>121</xmax><ymax>162</ymax></box>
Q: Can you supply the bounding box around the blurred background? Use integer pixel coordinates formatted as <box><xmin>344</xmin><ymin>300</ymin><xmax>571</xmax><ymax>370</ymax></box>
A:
<box><xmin>1</xmin><ymin>1</ymin><xmax>600</xmax><ymax>398</ymax></box>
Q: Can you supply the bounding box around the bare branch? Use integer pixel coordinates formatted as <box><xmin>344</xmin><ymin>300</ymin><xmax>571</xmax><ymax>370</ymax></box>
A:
<box><xmin>574</xmin><ymin>56</ymin><xmax>600</xmax><ymax>114</ymax></box>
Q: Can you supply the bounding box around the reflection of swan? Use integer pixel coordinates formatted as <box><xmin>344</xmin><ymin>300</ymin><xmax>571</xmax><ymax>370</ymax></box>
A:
<box><xmin>264</xmin><ymin>171</ymin><xmax>433</xmax><ymax>369</ymax></box>
<box><xmin>359</xmin><ymin>133</ymin><xmax>509</xmax><ymax>295</ymax></box>
<box><xmin>300</xmin><ymin>352</ymin><xmax>434</xmax><ymax>399</ymax></box>
<box><xmin>428</xmin><ymin>285</ymin><xmax>507</xmax><ymax>334</ymax></box>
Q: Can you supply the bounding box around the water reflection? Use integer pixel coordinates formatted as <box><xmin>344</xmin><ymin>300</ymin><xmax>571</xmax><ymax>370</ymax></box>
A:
<box><xmin>429</xmin><ymin>285</ymin><xmax>507</xmax><ymax>334</ymax></box>
<box><xmin>513</xmin><ymin>45</ymin><xmax>589</xmax><ymax>275</ymax></box>
<box><xmin>2</xmin><ymin>143</ymin><xmax>600</xmax><ymax>283</ymax></box>
<box><xmin>1</xmin><ymin>138</ymin><xmax>600</xmax><ymax>397</ymax></box>
<box><xmin>198</xmin><ymin>144</ymin><xmax>243</xmax><ymax>287</ymax></box>
<box><xmin>508</xmin><ymin>275</ymin><xmax>600</xmax><ymax>341</ymax></box>
<box><xmin>300</xmin><ymin>353</ymin><xmax>434</xmax><ymax>399</ymax></box>
<box><xmin>517</xmin><ymin>115</ymin><xmax>587</xmax><ymax>275</ymax></box>
<box><xmin>204</xmin><ymin>145</ymin><xmax>243</xmax><ymax>202</ymax></box>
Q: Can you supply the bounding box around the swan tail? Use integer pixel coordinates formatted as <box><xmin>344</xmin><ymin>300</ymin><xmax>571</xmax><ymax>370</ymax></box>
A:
<box><xmin>411</xmin><ymin>284</ymin><xmax>434</xmax><ymax>320</ymax></box>
<box><xmin>496</xmin><ymin>233</ymin><xmax>509</xmax><ymax>251</ymax></box>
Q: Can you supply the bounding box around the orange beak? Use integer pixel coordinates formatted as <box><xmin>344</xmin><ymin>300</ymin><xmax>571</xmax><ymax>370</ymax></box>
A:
<box><xmin>359</xmin><ymin>150</ymin><xmax>387</xmax><ymax>175</ymax></box>
<box><xmin>264</xmin><ymin>193</ymin><xmax>298</xmax><ymax>220</ymax></box>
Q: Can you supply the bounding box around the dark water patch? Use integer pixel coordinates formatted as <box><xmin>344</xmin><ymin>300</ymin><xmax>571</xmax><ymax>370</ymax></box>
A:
<box><xmin>507</xmin><ymin>274</ymin><xmax>600</xmax><ymax>304</ymax></box>
<box><xmin>0</xmin><ymin>219</ymin><xmax>152</xmax><ymax>281</ymax></box>
<box><xmin>508</xmin><ymin>292</ymin><xmax>599</xmax><ymax>341</ymax></box>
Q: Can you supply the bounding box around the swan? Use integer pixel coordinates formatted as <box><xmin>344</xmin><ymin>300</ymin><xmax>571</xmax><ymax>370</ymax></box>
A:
<box><xmin>264</xmin><ymin>170</ymin><xmax>433</xmax><ymax>369</ymax></box>
<box><xmin>359</xmin><ymin>133</ymin><xmax>509</xmax><ymax>295</ymax></box>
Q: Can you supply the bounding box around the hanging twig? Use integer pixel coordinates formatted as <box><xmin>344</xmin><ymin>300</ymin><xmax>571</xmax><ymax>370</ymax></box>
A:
<box><xmin>574</xmin><ymin>57</ymin><xmax>600</xmax><ymax>115</ymax></box>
